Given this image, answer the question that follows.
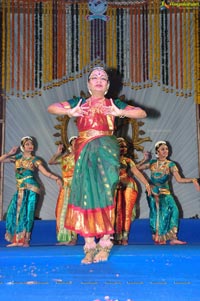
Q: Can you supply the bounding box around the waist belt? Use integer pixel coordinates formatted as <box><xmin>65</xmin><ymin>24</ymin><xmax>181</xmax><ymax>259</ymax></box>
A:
<box><xmin>79</xmin><ymin>130</ymin><xmax>112</xmax><ymax>138</ymax></box>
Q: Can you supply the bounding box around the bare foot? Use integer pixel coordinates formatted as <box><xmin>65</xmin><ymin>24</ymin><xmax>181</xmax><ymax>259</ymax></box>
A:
<box><xmin>6</xmin><ymin>243</ymin><xmax>18</xmax><ymax>247</ymax></box>
<box><xmin>56</xmin><ymin>240</ymin><xmax>77</xmax><ymax>246</ymax></box>
<box><xmin>56</xmin><ymin>242</ymin><xmax>71</xmax><ymax>246</ymax></box>
<box><xmin>93</xmin><ymin>249</ymin><xmax>109</xmax><ymax>263</ymax></box>
<box><xmin>81</xmin><ymin>249</ymin><xmax>96</xmax><ymax>264</ymax></box>
<box><xmin>6</xmin><ymin>242</ymin><xmax>23</xmax><ymax>247</ymax></box>
<box><xmin>170</xmin><ymin>239</ymin><xmax>187</xmax><ymax>245</ymax></box>
<box><xmin>121</xmin><ymin>240</ymin><xmax>128</xmax><ymax>246</ymax></box>
<box><xmin>154</xmin><ymin>240</ymin><xmax>166</xmax><ymax>245</ymax></box>
<box><xmin>113</xmin><ymin>240</ymin><xmax>121</xmax><ymax>245</ymax></box>
<box><xmin>23</xmin><ymin>243</ymin><xmax>30</xmax><ymax>247</ymax></box>
<box><xmin>67</xmin><ymin>240</ymin><xmax>77</xmax><ymax>246</ymax></box>
<box><xmin>81</xmin><ymin>256</ymin><xmax>93</xmax><ymax>264</ymax></box>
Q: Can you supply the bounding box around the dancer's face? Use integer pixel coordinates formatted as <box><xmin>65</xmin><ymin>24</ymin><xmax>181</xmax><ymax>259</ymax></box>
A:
<box><xmin>119</xmin><ymin>141</ymin><xmax>128</xmax><ymax>155</ymax></box>
<box><xmin>23</xmin><ymin>140</ymin><xmax>34</xmax><ymax>153</ymax></box>
<box><xmin>71</xmin><ymin>139</ymin><xmax>76</xmax><ymax>152</ymax></box>
<box><xmin>156</xmin><ymin>144</ymin><xmax>169</xmax><ymax>159</ymax></box>
<box><xmin>88</xmin><ymin>69</ymin><xmax>109</xmax><ymax>95</ymax></box>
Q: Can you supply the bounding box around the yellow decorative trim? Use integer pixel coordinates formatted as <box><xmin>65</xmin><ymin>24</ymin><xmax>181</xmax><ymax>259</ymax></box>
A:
<box><xmin>79</xmin><ymin>130</ymin><xmax>112</xmax><ymax>138</ymax></box>
<box><xmin>148</xmin><ymin>2</ymin><xmax>153</xmax><ymax>82</ymax></box>
<box><xmin>183</xmin><ymin>8</ymin><xmax>187</xmax><ymax>95</ymax></box>
<box><xmin>2</xmin><ymin>0</ymin><xmax>6</xmax><ymax>91</ymax></box>
<box><xmin>6</xmin><ymin>0</ymin><xmax>11</xmax><ymax>93</ymax></box>
<box><xmin>194</xmin><ymin>9</ymin><xmax>200</xmax><ymax>103</ymax></box>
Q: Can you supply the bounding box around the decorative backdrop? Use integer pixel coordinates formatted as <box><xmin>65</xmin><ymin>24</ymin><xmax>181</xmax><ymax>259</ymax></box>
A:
<box><xmin>1</xmin><ymin>0</ymin><xmax>200</xmax><ymax>102</ymax></box>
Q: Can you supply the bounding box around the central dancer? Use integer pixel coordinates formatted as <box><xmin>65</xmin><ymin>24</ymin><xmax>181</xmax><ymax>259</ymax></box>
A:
<box><xmin>48</xmin><ymin>67</ymin><xmax>147</xmax><ymax>264</ymax></box>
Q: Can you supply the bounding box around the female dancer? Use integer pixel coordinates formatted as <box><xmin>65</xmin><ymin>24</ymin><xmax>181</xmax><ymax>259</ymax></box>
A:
<box><xmin>114</xmin><ymin>137</ymin><xmax>151</xmax><ymax>245</ymax></box>
<box><xmin>138</xmin><ymin>140</ymin><xmax>200</xmax><ymax>245</ymax></box>
<box><xmin>48</xmin><ymin>66</ymin><xmax>147</xmax><ymax>263</ymax></box>
<box><xmin>0</xmin><ymin>136</ymin><xmax>62</xmax><ymax>247</ymax></box>
<box><xmin>49</xmin><ymin>136</ymin><xmax>77</xmax><ymax>245</ymax></box>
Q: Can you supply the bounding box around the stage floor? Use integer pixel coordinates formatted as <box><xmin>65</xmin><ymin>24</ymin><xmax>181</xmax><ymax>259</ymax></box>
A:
<box><xmin>0</xmin><ymin>244</ymin><xmax>200</xmax><ymax>301</ymax></box>
<box><xmin>1</xmin><ymin>219</ymin><xmax>200</xmax><ymax>246</ymax></box>
<box><xmin>0</xmin><ymin>219</ymin><xmax>200</xmax><ymax>301</ymax></box>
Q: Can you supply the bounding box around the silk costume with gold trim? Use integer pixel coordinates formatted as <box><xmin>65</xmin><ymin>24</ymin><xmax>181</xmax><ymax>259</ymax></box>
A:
<box><xmin>5</xmin><ymin>153</ymin><xmax>42</xmax><ymax>244</ymax></box>
<box><xmin>62</xmin><ymin>97</ymin><xmax>131</xmax><ymax>237</ymax></box>
<box><xmin>55</xmin><ymin>153</ymin><xmax>77</xmax><ymax>243</ymax></box>
<box><xmin>114</xmin><ymin>156</ymin><xmax>138</xmax><ymax>243</ymax></box>
<box><xmin>147</xmin><ymin>159</ymin><xmax>179</xmax><ymax>243</ymax></box>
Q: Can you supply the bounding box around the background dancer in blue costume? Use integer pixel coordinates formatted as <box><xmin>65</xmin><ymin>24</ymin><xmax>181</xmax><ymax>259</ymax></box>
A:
<box><xmin>138</xmin><ymin>140</ymin><xmax>200</xmax><ymax>245</ymax></box>
<box><xmin>0</xmin><ymin>136</ymin><xmax>62</xmax><ymax>247</ymax></box>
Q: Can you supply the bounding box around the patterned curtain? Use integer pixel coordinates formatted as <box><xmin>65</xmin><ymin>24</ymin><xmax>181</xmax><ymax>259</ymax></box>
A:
<box><xmin>0</xmin><ymin>0</ymin><xmax>200</xmax><ymax>102</ymax></box>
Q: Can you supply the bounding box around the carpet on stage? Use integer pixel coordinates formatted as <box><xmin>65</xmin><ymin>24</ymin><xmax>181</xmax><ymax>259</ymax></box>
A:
<box><xmin>0</xmin><ymin>219</ymin><xmax>200</xmax><ymax>301</ymax></box>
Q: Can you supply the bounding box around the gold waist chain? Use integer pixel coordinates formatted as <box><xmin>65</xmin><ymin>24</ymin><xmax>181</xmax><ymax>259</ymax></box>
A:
<box><xmin>79</xmin><ymin>129</ymin><xmax>112</xmax><ymax>138</ymax></box>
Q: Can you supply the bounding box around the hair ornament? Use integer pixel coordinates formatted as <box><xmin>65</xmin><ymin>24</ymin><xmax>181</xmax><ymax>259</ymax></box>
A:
<box><xmin>154</xmin><ymin>140</ymin><xmax>166</xmax><ymax>149</ymax></box>
<box><xmin>69</xmin><ymin>136</ymin><xmax>78</xmax><ymax>145</ymax></box>
<box><xmin>88</xmin><ymin>66</ymin><xmax>109</xmax><ymax>80</ymax></box>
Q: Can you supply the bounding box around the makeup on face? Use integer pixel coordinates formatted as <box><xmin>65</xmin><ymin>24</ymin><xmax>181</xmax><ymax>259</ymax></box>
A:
<box><xmin>89</xmin><ymin>70</ymin><xmax>109</xmax><ymax>82</ymax></box>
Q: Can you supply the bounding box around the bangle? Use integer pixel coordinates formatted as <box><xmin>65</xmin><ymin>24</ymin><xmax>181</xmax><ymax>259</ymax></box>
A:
<box><xmin>192</xmin><ymin>178</ymin><xmax>197</xmax><ymax>183</ymax></box>
<box><xmin>66</xmin><ymin>108</ymin><xmax>72</xmax><ymax>117</ymax></box>
<box><xmin>119</xmin><ymin>109</ymin><xmax>126</xmax><ymax>118</ymax></box>
<box><xmin>145</xmin><ymin>183</ymin><xmax>150</xmax><ymax>187</ymax></box>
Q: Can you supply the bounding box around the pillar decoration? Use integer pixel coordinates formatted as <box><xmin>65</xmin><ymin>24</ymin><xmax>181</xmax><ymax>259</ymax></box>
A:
<box><xmin>194</xmin><ymin>7</ymin><xmax>200</xmax><ymax>104</ymax></box>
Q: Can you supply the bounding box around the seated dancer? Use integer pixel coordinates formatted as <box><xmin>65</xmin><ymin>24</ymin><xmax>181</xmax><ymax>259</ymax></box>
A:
<box><xmin>49</xmin><ymin>136</ymin><xmax>78</xmax><ymax>245</ymax></box>
<box><xmin>138</xmin><ymin>140</ymin><xmax>200</xmax><ymax>245</ymax></box>
<box><xmin>47</xmin><ymin>66</ymin><xmax>147</xmax><ymax>264</ymax></box>
<box><xmin>0</xmin><ymin>136</ymin><xmax>62</xmax><ymax>247</ymax></box>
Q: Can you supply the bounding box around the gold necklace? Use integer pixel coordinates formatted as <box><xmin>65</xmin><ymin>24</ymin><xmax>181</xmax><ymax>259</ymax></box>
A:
<box><xmin>156</xmin><ymin>160</ymin><xmax>167</xmax><ymax>170</ymax></box>
<box><xmin>22</xmin><ymin>155</ymin><xmax>33</xmax><ymax>162</ymax></box>
<box><xmin>87</xmin><ymin>97</ymin><xmax>105</xmax><ymax>114</ymax></box>
<box><xmin>88</xmin><ymin>97</ymin><xmax>105</xmax><ymax>106</ymax></box>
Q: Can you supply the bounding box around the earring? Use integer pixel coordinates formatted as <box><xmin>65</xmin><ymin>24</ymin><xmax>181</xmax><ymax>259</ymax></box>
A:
<box><xmin>104</xmin><ymin>84</ymin><xmax>110</xmax><ymax>95</ymax></box>
<box><xmin>87</xmin><ymin>83</ymin><xmax>92</xmax><ymax>95</ymax></box>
